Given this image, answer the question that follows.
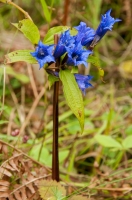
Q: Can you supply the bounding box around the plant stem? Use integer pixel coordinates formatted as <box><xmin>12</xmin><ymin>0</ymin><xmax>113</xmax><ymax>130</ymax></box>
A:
<box><xmin>7</xmin><ymin>0</ymin><xmax>33</xmax><ymax>21</ymax></box>
<box><xmin>63</xmin><ymin>0</ymin><xmax>70</xmax><ymax>25</ymax></box>
<box><xmin>52</xmin><ymin>35</ymin><xmax>59</xmax><ymax>181</ymax></box>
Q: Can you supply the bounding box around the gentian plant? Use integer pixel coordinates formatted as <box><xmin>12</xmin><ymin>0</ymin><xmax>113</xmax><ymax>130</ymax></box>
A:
<box><xmin>4</xmin><ymin>3</ymin><xmax>121</xmax><ymax>181</ymax></box>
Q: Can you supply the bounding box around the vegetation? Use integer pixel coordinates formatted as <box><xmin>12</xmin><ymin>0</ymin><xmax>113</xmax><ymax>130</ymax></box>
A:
<box><xmin>0</xmin><ymin>0</ymin><xmax>132</xmax><ymax>199</ymax></box>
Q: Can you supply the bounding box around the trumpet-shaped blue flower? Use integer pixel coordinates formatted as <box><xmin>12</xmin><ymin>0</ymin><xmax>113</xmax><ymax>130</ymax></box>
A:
<box><xmin>74</xmin><ymin>22</ymin><xmax>90</xmax><ymax>34</ymax></box>
<box><xmin>95</xmin><ymin>9</ymin><xmax>121</xmax><ymax>43</ymax></box>
<box><xmin>31</xmin><ymin>41</ymin><xmax>55</xmax><ymax>69</ymax></box>
<box><xmin>66</xmin><ymin>42</ymin><xmax>92</xmax><ymax>67</ymax></box>
<box><xmin>54</xmin><ymin>30</ymin><xmax>75</xmax><ymax>59</ymax></box>
<box><xmin>74</xmin><ymin>22</ymin><xmax>95</xmax><ymax>47</ymax></box>
<box><xmin>74</xmin><ymin>74</ymin><xmax>93</xmax><ymax>95</ymax></box>
<box><xmin>81</xmin><ymin>28</ymin><xmax>95</xmax><ymax>47</ymax></box>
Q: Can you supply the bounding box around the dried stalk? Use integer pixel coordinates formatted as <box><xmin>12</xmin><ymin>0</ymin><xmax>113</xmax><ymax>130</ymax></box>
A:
<box><xmin>7</xmin><ymin>0</ymin><xmax>33</xmax><ymax>21</ymax></box>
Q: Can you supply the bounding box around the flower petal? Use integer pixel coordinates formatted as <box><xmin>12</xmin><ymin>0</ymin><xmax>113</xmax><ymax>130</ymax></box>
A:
<box><xmin>30</xmin><ymin>41</ymin><xmax>55</xmax><ymax>69</ymax></box>
<box><xmin>74</xmin><ymin>74</ymin><xmax>93</xmax><ymax>94</ymax></box>
<box><xmin>95</xmin><ymin>9</ymin><xmax>121</xmax><ymax>40</ymax></box>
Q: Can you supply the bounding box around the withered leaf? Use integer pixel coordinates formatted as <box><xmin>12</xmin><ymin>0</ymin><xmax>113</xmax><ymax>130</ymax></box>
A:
<box><xmin>0</xmin><ymin>167</ymin><xmax>12</xmax><ymax>177</ymax></box>
<box><xmin>0</xmin><ymin>180</ymin><xmax>10</xmax><ymax>187</ymax></box>
<box><xmin>0</xmin><ymin>192</ymin><xmax>9</xmax><ymax>198</ymax></box>
<box><xmin>9</xmin><ymin>159</ymin><xmax>19</xmax><ymax>172</ymax></box>
<box><xmin>38</xmin><ymin>180</ymin><xmax>66</xmax><ymax>200</ymax></box>
<box><xmin>70</xmin><ymin>195</ymin><xmax>88</xmax><ymax>200</ymax></box>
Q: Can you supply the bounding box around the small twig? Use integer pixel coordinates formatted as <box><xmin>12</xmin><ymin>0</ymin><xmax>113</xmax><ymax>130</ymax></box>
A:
<box><xmin>0</xmin><ymin>139</ymin><xmax>51</xmax><ymax>170</ymax></box>
<box><xmin>120</xmin><ymin>39</ymin><xmax>132</xmax><ymax>62</ymax></box>
<box><xmin>27</xmin><ymin>64</ymin><xmax>38</xmax><ymax>98</ymax></box>
<box><xmin>92</xmin><ymin>187</ymin><xmax>132</xmax><ymax>192</ymax></box>
<box><xmin>61</xmin><ymin>183</ymin><xmax>132</xmax><ymax>200</ymax></box>
<box><xmin>6</xmin><ymin>75</ymin><xmax>25</xmax><ymax>125</ymax></box>
<box><xmin>1</xmin><ymin>152</ymin><xmax>23</xmax><ymax>168</ymax></box>
<box><xmin>38</xmin><ymin>132</ymin><xmax>46</xmax><ymax>162</ymax></box>
<box><xmin>66</xmin><ymin>133</ymin><xmax>79</xmax><ymax>180</ymax></box>
<box><xmin>18</xmin><ymin>82</ymin><xmax>48</xmax><ymax>137</ymax></box>
<box><xmin>0</xmin><ymin>66</ymin><xmax>6</xmax><ymax>116</ymax></box>
<box><xmin>10</xmin><ymin>174</ymin><xmax>51</xmax><ymax>195</ymax></box>
<box><xmin>6</xmin><ymin>0</ymin><xmax>33</xmax><ymax>21</ymax></box>
<box><xmin>6</xmin><ymin>76</ymin><xmax>18</xmax><ymax>104</ymax></box>
<box><xmin>7</xmin><ymin>107</ymin><xmax>16</xmax><ymax>136</ymax></box>
<box><xmin>38</xmin><ymin>104</ymin><xmax>49</xmax><ymax>162</ymax></box>
<box><xmin>21</xmin><ymin>85</ymin><xmax>25</xmax><ymax>105</ymax></box>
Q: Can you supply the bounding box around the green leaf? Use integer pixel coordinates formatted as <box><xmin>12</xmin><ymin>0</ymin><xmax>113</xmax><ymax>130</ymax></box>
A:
<box><xmin>38</xmin><ymin>180</ymin><xmax>66</xmax><ymax>200</ymax></box>
<box><xmin>40</xmin><ymin>0</ymin><xmax>51</xmax><ymax>23</ymax></box>
<box><xmin>95</xmin><ymin>135</ymin><xmax>122</xmax><ymax>149</ymax></box>
<box><xmin>122</xmin><ymin>135</ymin><xmax>132</xmax><ymax>149</ymax></box>
<box><xmin>5</xmin><ymin>50</ymin><xmax>37</xmax><ymax>64</ymax></box>
<box><xmin>0</xmin><ymin>105</ymin><xmax>8</xmax><ymax>112</ymax></box>
<box><xmin>12</xmin><ymin>19</ymin><xmax>40</xmax><ymax>44</ymax></box>
<box><xmin>0</xmin><ymin>0</ymin><xmax>6</xmax><ymax>3</ymax></box>
<box><xmin>59</xmin><ymin>150</ymin><xmax>69</xmax><ymax>163</ymax></box>
<box><xmin>70</xmin><ymin>28</ymin><xmax>78</xmax><ymax>36</ymax></box>
<box><xmin>125</xmin><ymin>125</ymin><xmax>132</xmax><ymax>136</ymax></box>
<box><xmin>99</xmin><ymin>68</ymin><xmax>104</xmax><ymax>77</ymax></box>
<box><xmin>0</xmin><ymin>120</ymin><xmax>8</xmax><ymax>125</ymax></box>
<box><xmin>43</xmin><ymin>26</ymin><xmax>69</xmax><ymax>45</ymax></box>
<box><xmin>46</xmin><ymin>110</ymin><xmax>72</xmax><ymax>130</ymax></box>
<box><xmin>67</xmin><ymin>118</ymin><xmax>81</xmax><ymax>134</ymax></box>
<box><xmin>0</xmin><ymin>65</ymin><xmax>30</xmax><ymax>84</ymax></box>
<box><xmin>71</xmin><ymin>66</ymin><xmax>78</xmax><ymax>74</ymax></box>
<box><xmin>88</xmin><ymin>55</ymin><xmax>100</xmax><ymax>67</ymax></box>
<box><xmin>88</xmin><ymin>55</ymin><xmax>104</xmax><ymax>78</ymax></box>
<box><xmin>48</xmin><ymin>74</ymin><xmax>59</xmax><ymax>89</ymax></box>
<box><xmin>29</xmin><ymin>144</ymin><xmax>50</xmax><ymax>164</ymax></box>
<box><xmin>59</xmin><ymin>69</ymin><xmax>84</xmax><ymax>132</ymax></box>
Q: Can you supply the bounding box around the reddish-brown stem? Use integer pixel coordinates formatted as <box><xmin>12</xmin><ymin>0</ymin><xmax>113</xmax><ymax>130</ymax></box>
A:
<box><xmin>63</xmin><ymin>0</ymin><xmax>70</xmax><ymax>25</ymax></box>
<box><xmin>52</xmin><ymin>35</ymin><xmax>60</xmax><ymax>181</ymax></box>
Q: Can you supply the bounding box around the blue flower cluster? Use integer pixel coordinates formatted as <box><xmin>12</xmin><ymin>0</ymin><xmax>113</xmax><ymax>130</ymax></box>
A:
<box><xmin>31</xmin><ymin>9</ymin><xmax>121</xmax><ymax>94</ymax></box>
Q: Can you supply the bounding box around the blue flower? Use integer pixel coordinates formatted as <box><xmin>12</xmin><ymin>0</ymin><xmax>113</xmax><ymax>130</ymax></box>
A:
<box><xmin>54</xmin><ymin>30</ymin><xmax>75</xmax><ymax>59</ymax></box>
<box><xmin>74</xmin><ymin>22</ymin><xmax>90</xmax><ymax>33</ymax></box>
<box><xmin>94</xmin><ymin>9</ymin><xmax>121</xmax><ymax>43</ymax></box>
<box><xmin>74</xmin><ymin>74</ymin><xmax>93</xmax><ymax>95</ymax></box>
<box><xmin>81</xmin><ymin>28</ymin><xmax>95</xmax><ymax>47</ymax></box>
<box><xmin>30</xmin><ymin>41</ymin><xmax>55</xmax><ymax>69</ymax></box>
<box><xmin>74</xmin><ymin>22</ymin><xmax>95</xmax><ymax>47</ymax></box>
<box><xmin>66</xmin><ymin>42</ymin><xmax>92</xmax><ymax>67</ymax></box>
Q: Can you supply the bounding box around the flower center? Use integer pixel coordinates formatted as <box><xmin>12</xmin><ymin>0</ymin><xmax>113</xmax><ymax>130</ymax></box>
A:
<box><xmin>38</xmin><ymin>48</ymin><xmax>46</xmax><ymax>58</ymax></box>
<box><xmin>39</xmin><ymin>48</ymin><xmax>45</xmax><ymax>55</ymax></box>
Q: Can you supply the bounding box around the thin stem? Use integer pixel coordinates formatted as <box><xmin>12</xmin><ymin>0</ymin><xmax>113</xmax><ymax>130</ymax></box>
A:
<box><xmin>52</xmin><ymin>35</ymin><xmax>60</xmax><ymax>181</ymax></box>
<box><xmin>62</xmin><ymin>0</ymin><xmax>70</xmax><ymax>25</ymax></box>
<box><xmin>0</xmin><ymin>66</ymin><xmax>6</xmax><ymax>116</ymax></box>
<box><xmin>7</xmin><ymin>0</ymin><xmax>33</xmax><ymax>21</ymax></box>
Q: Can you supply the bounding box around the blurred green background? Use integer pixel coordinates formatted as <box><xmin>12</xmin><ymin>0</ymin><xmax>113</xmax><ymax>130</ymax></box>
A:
<box><xmin>0</xmin><ymin>0</ymin><xmax>132</xmax><ymax>187</ymax></box>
